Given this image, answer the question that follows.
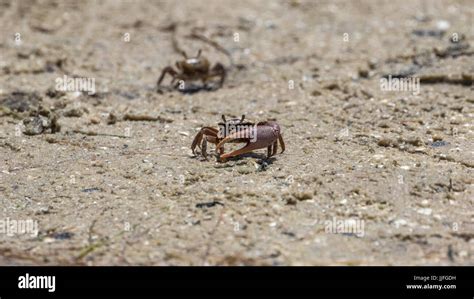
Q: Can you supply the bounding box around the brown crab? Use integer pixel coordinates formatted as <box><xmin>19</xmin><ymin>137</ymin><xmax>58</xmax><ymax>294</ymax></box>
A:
<box><xmin>216</xmin><ymin>120</ymin><xmax>285</xmax><ymax>160</ymax></box>
<box><xmin>191</xmin><ymin>115</ymin><xmax>285</xmax><ymax>161</ymax></box>
<box><xmin>157</xmin><ymin>49</ymin><xmax>226</xmax><ymax>91</ymax></box>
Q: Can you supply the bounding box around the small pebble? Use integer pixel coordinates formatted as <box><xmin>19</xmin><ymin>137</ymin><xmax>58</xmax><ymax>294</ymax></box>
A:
<box><xmin>377</xmin><ymin>138</ymin><xmax>393</xmax><ymax>147</ymax></box>
<box><xmin>436</xmin><ymin>20</ymin><xmax>450</xmax><ymax>30</ymax></box>
<box><xmin>420</xmin><ymin>199</ymin><xmax>429</xmax><ymax>207</ymax></box>
<box><xmin>393</xmin><ymin>219</ymin><xmax>407</xmax><ymax>228</ymax></box>
<box><xmin>417</xmin><ymin>208</ymin><xmax>432</xmax><ymax>216</ymax></box>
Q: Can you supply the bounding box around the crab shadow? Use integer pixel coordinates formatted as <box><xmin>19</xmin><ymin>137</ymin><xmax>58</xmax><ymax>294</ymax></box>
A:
<box><xmin>222</xmin><ymin>152</ymin><xmax>277</xmax><ymax>167</ymax></box>
<box><xmin>157</xmin><ymin>83</ymin><xmax>220</xmax><ymax>95</ymax></box>
<box><xmin>190</xmin><ymin>152</ymin><xmax>277</xmax><ymax>167</ymax></box>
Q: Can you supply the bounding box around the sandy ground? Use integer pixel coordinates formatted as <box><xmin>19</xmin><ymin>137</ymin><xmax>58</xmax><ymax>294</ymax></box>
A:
<box><xmin>0</xmin><ymin>0</ymin><xmax>473</xmax><ymax>265</ymax></box>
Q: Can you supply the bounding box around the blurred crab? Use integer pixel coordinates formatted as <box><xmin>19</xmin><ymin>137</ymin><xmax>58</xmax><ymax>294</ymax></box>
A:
<box><xmin>157</xmin><ymin>49</ymin><xmax>226</xmax><ymax>91</ymax></box>
<box><xmin>191</xmin><ymin>115</ymin><xmax>285</xmax><ymax>161</ymax></box>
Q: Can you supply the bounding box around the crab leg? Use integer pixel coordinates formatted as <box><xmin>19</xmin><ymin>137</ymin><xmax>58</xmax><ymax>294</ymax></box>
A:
<box><xmin>202</xmin><ymin>135</ymin><xmax>219</xmax><ymax>158</ymax></box>
<box><xmin>191</xmin><ymin>127</ymin><xmax>218</xmax><ymax>154</ymax></box>
<box><xmin>278</xmin><ymin>134</ymin><xmax>285</xmax><ymax>153</ymax></box>
<box><xmin>210</xmin><ymin>63</ymin><xmax>226</xmax><ymax>87</ymax></box>
<box><xmin>267</xmin><ymin>145</ymin><xmax>272</xmax><ymax>158</ymax></box>
<box><xmin>201</xmin><ymin>137</ymin><xmax>207</xmax><ymax>158</ymax></box>
<box><xmin>271</xmin><ymin>140</ymin><xmax>278</xmax><ymax>157</ymax></box>
<box><xmin>157</xmin><ymin>66</ymin><xmax>178</xmax><ymax>86</ymax></box>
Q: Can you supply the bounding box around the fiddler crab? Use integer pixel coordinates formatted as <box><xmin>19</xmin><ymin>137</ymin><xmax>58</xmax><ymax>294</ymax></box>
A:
<box><xmin>157</xmin><ymin>49</ymin><xmax>226</xmax><ymax>92</ymax></box>
<box><xmin>191</xmin><ymin>115</ymin><xmax>285</xmax><ymax>161</ymax></box>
